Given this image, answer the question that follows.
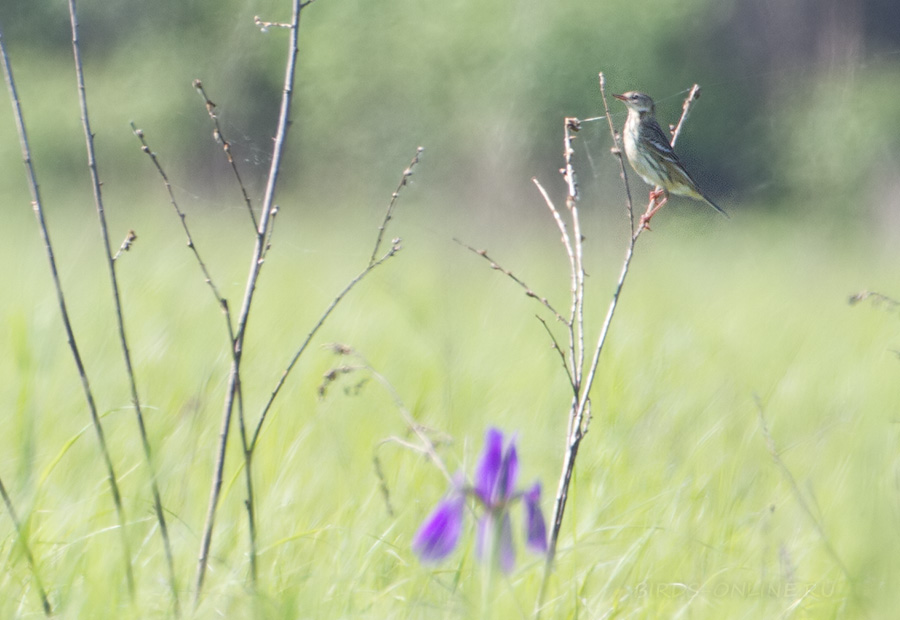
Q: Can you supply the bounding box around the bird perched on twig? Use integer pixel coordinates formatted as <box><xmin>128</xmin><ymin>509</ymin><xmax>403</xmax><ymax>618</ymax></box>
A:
<box><xmin>613</xmin><ymin>91</ymin><xmax>727</xmax><ymax>230</ymax></box>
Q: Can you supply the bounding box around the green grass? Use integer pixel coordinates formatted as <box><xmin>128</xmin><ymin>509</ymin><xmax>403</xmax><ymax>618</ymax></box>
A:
<box><xmin>0</xmin><ymin>199</ymin><xmax>897</xmax><ymax>618</ymax></box>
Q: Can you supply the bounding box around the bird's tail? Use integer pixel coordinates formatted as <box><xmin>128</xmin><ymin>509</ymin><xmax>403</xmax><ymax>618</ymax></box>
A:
<box><xmin>701</xmin><ymin>193</ymin><xmax>729</xmax><ymax>218</ymax></box>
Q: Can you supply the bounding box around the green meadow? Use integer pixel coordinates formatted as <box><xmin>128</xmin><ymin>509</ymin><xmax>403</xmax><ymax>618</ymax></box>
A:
<box><xmin>2</xmin><ymin>0</ymin><xmax>900</xmax><ymax>617</ymax></box>
<box><xmin>0</xmin><ymin>194</ymin><xmax>897</xmax><ymax>617</ymax></box>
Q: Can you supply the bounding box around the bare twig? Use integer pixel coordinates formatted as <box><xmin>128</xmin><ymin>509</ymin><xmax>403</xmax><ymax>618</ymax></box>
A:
<box><xmin>112</xmin><ymin>229</ymin><xmax>137</xmax><ymax>261</ymax></box>
<box><xmin>534</xmin><ymin>76</ymin><xmax>706</xmax><ymax>618</ymax></box>
<box><xmin>670</xmin><ymin>84</ymin><xmax>702</xmax><ymax>146</ymax></box>
<box><xmin>194</xmin><ymin>79</ymin><xmax>259</xmax><ymax>231</ymax></box>
<box><xmin>67</xmin><ymin>1</ymin><xmax>178</xmax><ymax>610</ymax></box>
<box><xmin>849</xmin><ymin>290</ymin><xmax>900</xmax><ymax>315</ymax></box>
<box><xmin>532</xmin><ymin>178</ymin><xmax>575</xmax><ymax>283</ymax></box>
<box><xmin>2</xmin><ymin>15</ymin><xmax>136</xmax><ymax>603</ymax></box>
<box><xmin>532</xmin><ymin>177</ymin><xmax>579</xmax><ymax>379</ymax></box>
<box><xmin>250</xmin><ymin>146</ymin><xmax>423</xmax><ymax>451</ymax></box>
<box><xmin>536</xmin><ymin>315</ymin><xmax>575</xmax><ymax>392</ymax></box>
<box><xmin>370</xmin><ymin>147</ymin><xmax>423</xmax><ymax>266</ymax></box>
<box><xmin>254</xmin><ymin>15</ymin><xmax>293</xmax><ymax>30</ymax></box>
<box><xmin>599</xmin><ymin>75</ymin><xmax>636</xmax><ymax>231</ymax></box>
<box><xmin>234</xmin><ymin>379</ymin><xmax>259</xmax><ymax>584</ymax></box>
<box><xmin>194</xmin><ymin>3</ymin><xmax>412</xmax><ymax>600</ymax></box>
<box><xmin>241</xmin><ymin>143</ymin><xmax>417</xmax><ymax>581</ymax></box>
<box><xmin>250</xmin><ymin>240</ymin><xmax>402</xmax><ymax>451</ymax></box>
<box><xmin>562</xmin><ymin>118</ymin><xmax>586</xmax><ymax>388</ymax></box>
<box><xmin>372</xmin><ymin>455</ymin><xmax>395</xmax><ymax>517</ymax></box>
<box><xmin>0</xmin><ymin>475</ymin><xmax>51</xmax><ymax>615</ymax></box>
<box><xmin>324</xmin><ymin>344</ymin><xmax>454</xmax><ymax>484</ymax></box>
<box><xmin>454</xmin><ymin>239</ymin><xmax>569</xmax><ymax>326</ymax></box>
<box><xmin>130</xmin><ymin>123</ymin><xmax>234</xmax><ymax>330</ymax></box>
<box><xmin>194</xmin><ymin>0</ymin><xmax>305</xmax><ymax>602</ymax></box>
<box><xmin>754</xmin><ymin>397</ymin><xmax>855</xmax><ymax>586</ymax></box>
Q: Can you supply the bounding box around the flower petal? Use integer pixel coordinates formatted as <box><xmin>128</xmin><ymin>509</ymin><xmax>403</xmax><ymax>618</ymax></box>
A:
<box><xmin>475</xmin><ymin>511</ymin><xmax>493</xmax><ymax>560</ymax></box>
<box><xmin>412</xmin><ymin>491</ymin><xmax>465</xmax><ymax>562</ymax></box>
<box><xmin>475</xmin><ymin>511</ymin><xmax>516</xmax><ymax>573</ymax></box>
<box><xmin>497</xmin><ymin>437</ymin><xmax>518</xmax><ymax>503</ymax></box>
<box><xmin>474</xmin><ymin>428</ymin><xmax>504</xmax><ymax>504</ymax></box>
<box><xmin>524</xmin><ymin>482</ymin><xmax>548</xmax><ymax>554</ymax></box>
<box><xmin>497</xmin><ymin>512</ymin><xmax>516</xmax><ymax>573</ymax></box>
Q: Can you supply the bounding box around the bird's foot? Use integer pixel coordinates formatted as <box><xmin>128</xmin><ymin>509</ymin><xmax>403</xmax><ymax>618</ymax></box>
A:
<box><xmin>638</xmin><ymin>192</ymin><xmax>668</xmax><ymax>232</ymax></box>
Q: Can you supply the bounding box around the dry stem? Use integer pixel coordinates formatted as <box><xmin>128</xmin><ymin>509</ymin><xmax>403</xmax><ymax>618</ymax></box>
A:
<box><xmin>2</xmin><ymin>15</ymin><xmax>136</xmax><ymax>607</ymax></box>
<box><xmin>194</xmin><ymin>0</ymin><xmax>305</xmax><ymax>602</ymax></box>
<box><xmin>250</xmin><ymin>146</ymin><xmax>424</xmax><ymax>450</ymax></box>
<box><xmin>509</xmin><ymin>75</ymin><xmax>705</xmax><ymax>617</ymax></box>
<box><xmin>67</xmin><ymin>0</ymin><xmax>179</xmax><ymax>610</ymax></box>
<box><xmin>0</xmin><ymin>475</ymin><xmax>50</xmax><ymax>615</ymax></box>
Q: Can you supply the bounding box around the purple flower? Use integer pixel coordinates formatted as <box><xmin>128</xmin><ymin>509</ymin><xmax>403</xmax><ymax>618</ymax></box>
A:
<box><xmin>412</xmin><ymin>487</ymin><xmax>465</xmax><ymax>562</ymax></box>
<box><xmin>413</xmin><ymin>428</ymin><xmax>547</xmax><ymax>572</ymax></box>
<box><xmin>523</xmin><ymin>482</ymin><xmax>548</xmax><ymax>554</ymax></box>
<box><xmin>474</xmin><ymin>427</ymin><xmax>518</xmax><ymax>507</ymax></box>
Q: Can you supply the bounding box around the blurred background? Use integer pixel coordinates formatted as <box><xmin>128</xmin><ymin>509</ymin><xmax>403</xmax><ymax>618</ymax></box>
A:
<box><xmin>1</xmin><ymin>2</ymin><xmax>900</xmax><ymax>615</ymax></box>
<box><xmin>2</xmin><ymin>0</ymin><xmax>900</xmax><ymax>235</ymax></box>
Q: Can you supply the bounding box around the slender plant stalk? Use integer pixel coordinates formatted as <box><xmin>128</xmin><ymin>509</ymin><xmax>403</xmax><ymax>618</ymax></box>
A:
<box><xmin>0</xmin><ymin>474</ymin><xmax>51</xmax><ymax>615</ymax></box>
<box><xmin>237</xmin><ymin>145</ymin><xmax>421</xmax><ymax>579</ymax></box>
<box><xmin>66</xmin><ymin>1</ymin><xmax>180</xmax><ymax>612</ymax></box>
<box><xmin>0</xmin><ymin>30</ymin><xmax>53</xmax><ymax>618</ymax></box>
<box><xmin>755</xmin><ymin>398</ymin><xmax>853</xmax><ymax>582</ymax></box>
<box><xmin>130</xmin><ymin>123</ymin><xmax>234</xmax><ymax>333</ymax></box>
<box><xmin>193</xmin><ymin>79</ymin><xmax>259</xmax><ymax>231</ymax></box>
<box><xmin>318</xmin><ymin>345</ymin><xmax>454</xmax><ymax>493</ymax></box>
<box><xmin>544</xmin><ymin>78</ymin><xmax>701</xmax><ymax>559</ymax></box>
<box><xmin>521</xmin><ymin>76</ymin><xmax>705</xmax><ymax>617</ymax></box>
<box><xmin>249</xmin><ymin>147</ymin><xmax>422</xmax><ymax>451</ymax></box>
<box><xmin>1</xmin><ymin>18</ymin><xmax>136</xmax><ymax>603</ymax></box>
<box><xmin>194</xmin><ymin>0</ymin><xmax>304</xmax><ymax>603</ymax></box>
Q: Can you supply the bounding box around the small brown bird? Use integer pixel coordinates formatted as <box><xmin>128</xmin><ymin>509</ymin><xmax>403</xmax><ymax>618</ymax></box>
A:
<box><xmin>613</xmin><ymin>91</ymin><xmax>727</xmax><ymax>229</ymax></box>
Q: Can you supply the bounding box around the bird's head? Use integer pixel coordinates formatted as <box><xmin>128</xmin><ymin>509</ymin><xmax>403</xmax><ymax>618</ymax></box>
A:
<box><xmin>613</xmin><ymin>91</ymin><xmax>655</xmax><ymax>116</ymax></box>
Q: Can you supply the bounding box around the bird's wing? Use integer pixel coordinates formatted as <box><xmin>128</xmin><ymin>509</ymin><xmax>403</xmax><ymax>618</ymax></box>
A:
<box><xmin>642</xmin><ymin>118</ymin><xmax>701</xmax><ymax>189</ymax></box>
<box><xmin>642</xmin><ymin>119</ymin><xmax>682</xmax><ymax>167</ymax></box>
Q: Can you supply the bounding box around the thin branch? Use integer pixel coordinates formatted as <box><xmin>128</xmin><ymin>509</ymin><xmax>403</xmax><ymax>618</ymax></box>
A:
<box><xmin>249</xmin><ymin>145</ymin><xmax>421</xmax><ymax>451</ymax></box>
<box><xmin>67</xmin><ymin>0</ymin><xmax>178</xmax><ymax>611</ymax></box>
<box><xmin>532</xmin><ymin>177</ymin><xmax>579</xmax><ymax>386</ymax></box>
<box><xmin>454</xmin><ymin>239</ymin><xmax>569</xmax><ymax>327</ymax></box>
<box><xmin>0</xmin><ymin>475</ymin><xmax>51</xmax><ymax>615</ymax></box>
<box><xmin>130</xmin><ymin>123</ymin><xmax>234</xmax><ymax>331</ymax></box>
<box><xmin>193</xmin><ymin>79</ymin><xmax>259</xmax><ymax>231</ymax></box>
<box><xmin>250</xmin><ymin>240</ymin><xmax>402</xmax><ymax>452</ymax></box>
<box><xmin>370</xmin><ymin>147</ymin><xmax>424</xmax><ymax>266</ymax></box>
<box><xmin>234</xmin><ymin>379</ymin><xmax>259</xmax><ymax>584</ymax></box>
<box><xmin>538</xmin><ymin>79</ymin><xmax>708</xmax><ymax>616</ymax></box>
<box><xmin>670</xmin><ymin>84</ymin><xmax>702</xmax><ymax>146</ymax></box>
<box><xmin>599</xmin><ymin>73</ymin><xmax>636</xmax><ymax>232</ymax></box>
<box><xmin>536</xmin><ymin>315</ymin><xmax>576</xmax><ymax>393</ymax></box>
<box><xmin>112</xmin><ymin>229</ymin><xmax>137</xmax><ymax>262</ymax></box>
<box><xmin>324</xmin><ymin>344</ymin><xmax>454</xmax><ymax>484</ymax></box>
<box><xmin>849</xmin><ymin>290</ymin><xmax>900</xmax><ymax>315</ymax></box>
<box><xmin>194</xmin><ymin>0</ymin><xmax>305</xmax><ymax>602</ymax></box>
<box><xmin>531</xmin><ymin>178</ymin><xmax>575</xmax><ymax>282</ymax></box>
<box><xmin>2</xmin><ymin>14</ymin><xmax>136</xmax><ymax>603</ymax></box>
<box><xmin>754</xmin><ymin>397</ymin><xmax>856</xmax><ymax>588</ymax></box>
<box><xmin>574</xmin><ymin>79</ymin><xmax>702</xmax><ymax>423</ymax></box>
<box><xmin>262</xmin><ymin>204</ymin><xmax>280</xmax><ymax>262</ymax></box>
<box><xmin>562</xmin><ymin>117</ymin><xmax>586</xmax><ymax>390</ymax></box>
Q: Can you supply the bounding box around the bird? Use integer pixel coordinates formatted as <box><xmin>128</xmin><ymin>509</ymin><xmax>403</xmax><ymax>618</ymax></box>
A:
<box><xmin>613</xmin><ymin>91</ymin><xmax>727</xmax><ymax>229</ymax></box>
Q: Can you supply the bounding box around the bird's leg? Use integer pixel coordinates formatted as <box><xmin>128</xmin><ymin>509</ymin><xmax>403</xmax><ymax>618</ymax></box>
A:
<box><xmin>640</xmin><ymin>189</ymin><xmax>668</xmax><ymax>230</ymax></box>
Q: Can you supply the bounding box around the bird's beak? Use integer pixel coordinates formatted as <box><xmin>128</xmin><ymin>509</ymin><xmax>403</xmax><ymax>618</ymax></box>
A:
<box><xmin>612</xmin><ymin>93</ymin><xmax>626</xmax><ymax>101</ymax></box>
